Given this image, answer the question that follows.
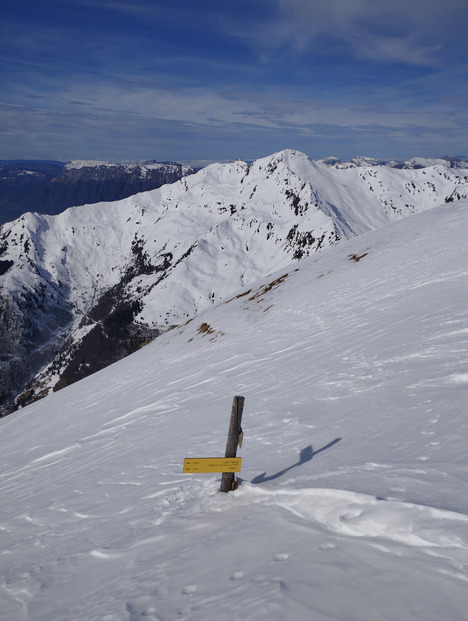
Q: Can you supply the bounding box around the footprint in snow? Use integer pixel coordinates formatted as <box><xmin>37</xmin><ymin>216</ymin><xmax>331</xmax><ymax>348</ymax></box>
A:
<box><xmin>126</xmin><ymin>598</ymin><xmax>160</xmax><ymax>621</ymax></box>
<box><xmin>230</xmin><ymin>571</ymin><xmax>245</xmax><ymax>580</ymax></box>
<box><xmin>339</xmin><ymin>509</ymin><xmax>362</xmax><ymax>522</ymax></box>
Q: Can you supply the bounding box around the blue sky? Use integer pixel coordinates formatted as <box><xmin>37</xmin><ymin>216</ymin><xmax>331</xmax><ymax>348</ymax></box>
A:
<box><xmin>1</xmin><ymin>0</ymin><xmax>467</xmax><ymax>164</ymax></box>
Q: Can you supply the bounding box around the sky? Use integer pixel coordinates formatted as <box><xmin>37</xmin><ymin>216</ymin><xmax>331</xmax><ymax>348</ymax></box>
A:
<box><xmin>1</xmin><ymin>0</ymin><xmax>468</xmax><ymax>164</ymax></box>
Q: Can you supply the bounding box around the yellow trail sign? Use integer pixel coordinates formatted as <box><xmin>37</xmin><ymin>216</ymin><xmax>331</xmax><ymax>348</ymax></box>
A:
<box><xmin>183</xmin><ymin>457</ymin><xmax>242</xmax><ymax>473</ymax></box>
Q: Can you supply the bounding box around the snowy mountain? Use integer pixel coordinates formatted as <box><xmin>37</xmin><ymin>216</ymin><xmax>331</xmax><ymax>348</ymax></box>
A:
<box><xmin>1</xmin><ymin>149</ymin><xmax>468</xmax><ymax>415</ymax></box>
<box><xmin>319</xmin><ymin>154</ymin><xmax>468</xmax><ymax>169</ymax></box>
<box><xmin>1</xmin><ymin>198</ymin><xmax>467</xmax><ymax>620</ymax></box>
<box><xmin>0</xmin><ymin>159</ymin><xmax>195</xmax><ymax>226</ymax></box>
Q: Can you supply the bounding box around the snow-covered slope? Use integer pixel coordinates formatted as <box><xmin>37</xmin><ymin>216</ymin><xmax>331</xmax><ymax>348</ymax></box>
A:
<box><xmin>1</xmin><ymin>199</ymin><xmax>467</xmax><ymax>620</ymax></box>
<box><xmin>1</xmin><ymin>149</ymin><xmax>467</xmax><ymax>414</ymax></box>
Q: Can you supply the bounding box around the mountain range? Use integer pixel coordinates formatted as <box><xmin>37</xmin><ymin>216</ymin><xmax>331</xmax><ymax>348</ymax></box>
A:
<box><xmin>0</xmin><ymin>159</ymin><xmax>195</xmax><ymax>226</ymax></box>
<box><xmin>1</xmin><ymin>149</ymin><xmax>467</xmax><ymax>416</ymax></box>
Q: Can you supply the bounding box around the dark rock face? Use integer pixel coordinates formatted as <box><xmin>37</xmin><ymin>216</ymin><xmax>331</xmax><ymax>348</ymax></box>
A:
<box><xmin>42</xmin><ymin>162</ymin><xmax>195</xmax><ymax>213</ymax></box>
<box><xmin>0</xmin><ymin>252</ymin><xmax>159</xmax><ymax>416</ymax></box>
<box><xmin>47</xmin><ymin>282</ymin><xmax>159</xmax><ymax>395</ymax></box>
<box><xmin>0</xmin><ymin>282</ymin><xmax>73</xmax><ymax>413</ymax></box>
<box><xmin>0</xmin><ymin>161</ymin><xmax>64</xmax><ymax>225</ymax></box>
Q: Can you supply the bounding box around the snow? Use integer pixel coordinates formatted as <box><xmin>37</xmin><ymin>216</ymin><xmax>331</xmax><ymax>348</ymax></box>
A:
<box><xmin>1</xmin><ymin>198</ymin><xmax>468</xmax><ymax>620</ymax></box>
<box><xmin>65</xmin><ymin>160</ymin><xmax>121</xmax><ymax>170</ymax></box>
<box><xmin>14</xmin><ymin>170</ymin><xmax>42</xmax><ymax>177</ymax></box>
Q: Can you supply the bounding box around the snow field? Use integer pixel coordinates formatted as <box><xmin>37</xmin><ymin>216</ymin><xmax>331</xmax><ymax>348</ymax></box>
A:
<box><xmin>1</xmin><ymin>200</ymin><xmax>468</xmax><ymax>619</ymax></box>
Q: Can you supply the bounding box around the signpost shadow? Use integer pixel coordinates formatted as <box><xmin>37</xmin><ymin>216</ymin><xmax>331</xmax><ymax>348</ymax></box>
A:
<box><xmin>250</xmin><ymin>438</ymin><xmax>341</xmax><ymax>485</ymax></box>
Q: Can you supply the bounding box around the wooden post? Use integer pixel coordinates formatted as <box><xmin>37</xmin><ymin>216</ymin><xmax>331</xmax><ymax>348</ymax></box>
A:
<box><xmin>219</xmin><ymin>396</ymin><xmax>245</xmax><ymax>492</ymax></box>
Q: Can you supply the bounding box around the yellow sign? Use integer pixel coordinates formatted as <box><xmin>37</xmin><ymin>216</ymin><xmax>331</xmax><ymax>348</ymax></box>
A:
<box><xmin>183</xmin><ymin>457</ymin><xmax>242</xmax><ymax>473</ymax></box>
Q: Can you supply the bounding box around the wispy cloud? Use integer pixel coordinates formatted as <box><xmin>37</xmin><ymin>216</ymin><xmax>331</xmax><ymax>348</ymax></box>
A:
<box><xmin>233</xmin><ymin>0</ymin><xmax>468</xmax><ymax>67</ymax></box>
<box><xmin>2</xmin><ymin>76</ymin><xmax>464</xmax><ymax>143</ymax></box>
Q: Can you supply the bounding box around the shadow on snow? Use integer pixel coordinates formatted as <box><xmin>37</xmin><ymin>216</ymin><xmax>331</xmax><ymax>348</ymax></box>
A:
<box><xmin>249</xmin><ymin>438</ymin><xmax>342</xmax><ymax>485</ymax></box>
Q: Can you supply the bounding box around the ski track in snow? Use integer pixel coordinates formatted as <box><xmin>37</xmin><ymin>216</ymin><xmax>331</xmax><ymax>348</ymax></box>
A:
<box><xmin>1</xmin><ymin>201</ymin><xmax>468</xmax><ymax>619</ymax></box>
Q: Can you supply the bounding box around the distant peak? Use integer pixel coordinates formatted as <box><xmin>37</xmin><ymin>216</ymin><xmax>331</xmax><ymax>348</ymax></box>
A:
<box><xmin>251</xmin><ymin>149</ymin><xmax>313</xmax><ymax>175</ymax></box>
<box><xmin>65</xmin><ymin>160</ymin><xmax>120</xmax><ymax>170</ymax></box>
<box><xmin>65</xmin><ymin>160</ymin><xmax>193</xmax><ymax>172</ymax></box>
<box><xmin>401</xmin><ymin>156</ymin><xmax>468</xmax><ymax>169</ymax></box>
<box><xmin>269</xmin><ymin>148</ymin><xmax>310</xmax><ymax>162</ymax></box>
<box><xmin>318</xmin><ymin>155</ymin><xmax>389</xmax><ymax>169</ymax></box>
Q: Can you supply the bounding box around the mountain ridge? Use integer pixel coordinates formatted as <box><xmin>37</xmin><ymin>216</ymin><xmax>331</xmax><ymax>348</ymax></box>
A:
<box><xmin>2</xmin><ymin>152</ymin><xmax>467</xmax><ymax>227</ymax></box>
<box><xmin>1</xmin><ymin>149</ymin><xmax>467</xmax><ymax>415</ymax></box>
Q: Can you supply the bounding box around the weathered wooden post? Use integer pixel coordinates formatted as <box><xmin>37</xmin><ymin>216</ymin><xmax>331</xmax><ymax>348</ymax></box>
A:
<box><xmin>183</xmin><ymin>395</ymin><xmax>244</xmax><ymax>490</ymax></box>
<box><xmin>219</xmin><ymin>395</ymin><xmax>244</xmax><ymax>493</ymax></box>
